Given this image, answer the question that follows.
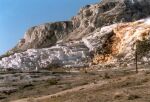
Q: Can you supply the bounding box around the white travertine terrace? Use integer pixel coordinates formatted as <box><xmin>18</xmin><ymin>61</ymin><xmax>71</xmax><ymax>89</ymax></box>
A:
<box><xmin>0</xmin><ymin>41</ymin><xmax>90</xmax><ymax>71</ymax></box>
<box><xmin>0</xmin><ymin>18</ymin><xmax>150</xmax><ymax>71</ymax></box>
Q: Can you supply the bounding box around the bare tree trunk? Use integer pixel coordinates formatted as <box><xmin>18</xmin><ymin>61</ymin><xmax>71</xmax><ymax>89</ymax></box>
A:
<box><xmin>135</xmin><ymin>44</ymin><xmax>138</xmax><ymax>73</ymax></box>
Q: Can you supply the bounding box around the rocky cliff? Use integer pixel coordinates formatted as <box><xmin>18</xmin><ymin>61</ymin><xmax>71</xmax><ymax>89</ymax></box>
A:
<box><xmin>12</xmin><ymin>0</ymin><xmax>150</xmax><ymax>52</ymax></box>
<box><xmin>0</xmin><ymin>0</ymin><xmax>150</xmax><ymax>71</ymax></box>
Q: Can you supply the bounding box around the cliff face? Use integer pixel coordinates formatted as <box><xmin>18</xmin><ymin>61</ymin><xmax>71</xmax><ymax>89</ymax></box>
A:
<box><xmin>91</xmin><ymin>19</ymin><xmax>150</xmax><ymax>65</ymax></box>
<box><xmin>13</xmin><ymin>0</ymin><xmax>150</xmax><ymax>52</ymax></box>
<box><xmin>13</xmin><ymin>21</ymin><xmax>73</xmax><ymax>52</ymax></box>
<box><xmin>0</xmin><ymin>0</ymin><xmax>150</xmax><ymax>71</ymax></box>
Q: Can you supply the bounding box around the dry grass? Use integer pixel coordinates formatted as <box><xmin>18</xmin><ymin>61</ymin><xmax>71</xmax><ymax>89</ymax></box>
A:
<box><xmin>9</xmin><ymin>69</ymin><xmax>150</xmax><ymax>102</ymax></box>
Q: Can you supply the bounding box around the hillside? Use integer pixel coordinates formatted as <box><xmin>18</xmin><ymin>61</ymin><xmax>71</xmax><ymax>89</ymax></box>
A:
<box><xmin>10</xmin><ymin>68</ymin><xmax>150</xmax><ymax>102</ymax></box>
<box><xmin>0</xmin><ymin>0</ymin><xmax>150</xmax><ymax>101</ymax></box>
<box><xmin>0</xmin><ymin>0</ymin><xmax>150</xmax><ymax>71</ymax></box>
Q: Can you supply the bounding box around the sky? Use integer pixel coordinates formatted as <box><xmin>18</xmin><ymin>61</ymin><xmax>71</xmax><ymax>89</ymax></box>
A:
<box><xmin>0</xmin><ymin>0</ymin><xmax>99</xmax><ymax>55</ymax></box>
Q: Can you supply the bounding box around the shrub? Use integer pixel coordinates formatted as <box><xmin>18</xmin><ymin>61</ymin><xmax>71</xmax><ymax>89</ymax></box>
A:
<box><xmin>47</xmin><ymin>78</ymin><xmax>58</xmax><ymax>85</ymax></box>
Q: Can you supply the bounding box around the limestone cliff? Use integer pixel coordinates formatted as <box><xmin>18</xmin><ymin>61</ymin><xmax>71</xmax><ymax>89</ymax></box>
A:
<box><xmin>12</xmin><ymin>0</ymin><xmax>150</xmax><ymax>52</ymax></box>
<box><xmin>13</xmin><ymin>21</ymin><xmax>73</xmax><ymax>52</ymax></box>
<box><xmin>0</xmin><ymin>0</ymin><xmax>150</xmax><ymax>71</ymax></box>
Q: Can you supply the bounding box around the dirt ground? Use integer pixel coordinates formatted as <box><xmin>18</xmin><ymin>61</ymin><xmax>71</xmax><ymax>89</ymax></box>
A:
<box><xmin>1</xmin><ymin>66</ymin><xmax>150</xmax><ymax>102</ymax></box>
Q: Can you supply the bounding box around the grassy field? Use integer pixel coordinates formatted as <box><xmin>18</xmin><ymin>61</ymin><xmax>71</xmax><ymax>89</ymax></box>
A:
<box><xmin>1</xmin><ymin>66</ymin><xmax>150</xmax><ymax>102</ymax></box>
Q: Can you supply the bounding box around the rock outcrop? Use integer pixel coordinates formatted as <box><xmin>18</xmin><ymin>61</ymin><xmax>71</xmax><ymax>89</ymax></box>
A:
<box><xmin>0</xmin><ymin>0</ymin><xmax>150</xmax><ymax>71</ymax></box>
<box><xmin>60</xmin><ymin>0</ymin><xmax>150</xmax><ymax>41</ymax></box>
<box><xmin>12</xmin><ymin>0</ymin><xmax>150</xmax><ymax>52</ymax></box>
<box><xmin>90</xmin><ymin>18</ymin><xmax>150</xmax><ymax>66</ymax></box>
<box><xmin>0</xmin><ymin>41</ymin><xmax>90</xmax><ymax>71</ymax></box>
<box><xmin>13</xmin><ymin>21</ymin><xmax>73</xmax><ymax>52</ymax></box>
<box><xmin>1</xmin><ymin>18</ymin><xmax>150</xmax><ymax>70</ymax></box>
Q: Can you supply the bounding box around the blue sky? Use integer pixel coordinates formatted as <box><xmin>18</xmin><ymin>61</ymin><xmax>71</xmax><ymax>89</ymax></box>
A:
<box><xmin>0</xmin><ymin>0</ymin><xmax>99</xmax><ymax>55</ymax></box>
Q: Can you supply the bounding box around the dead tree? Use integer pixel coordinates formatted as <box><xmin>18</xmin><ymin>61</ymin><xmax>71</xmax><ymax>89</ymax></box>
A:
<box><xmin>135</xmin><ymin>43</ymin><xmax>138</xmax><ymax>73</ymax></box>
<box><xmin>135</xmin><ymin>39</ymin><xmax>150</xmax><ymax>73</ymax></box>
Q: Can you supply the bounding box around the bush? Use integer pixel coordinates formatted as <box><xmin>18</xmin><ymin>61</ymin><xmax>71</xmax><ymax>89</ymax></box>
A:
<box><xmin>127</xmin><ymin>94</ymin><xmax>141</xmax><ymax>100</ymax></box>
<box><xmin>47</xmin><ymin>78</ymin><xmax>59</xmax><ymax>85</ymax></box>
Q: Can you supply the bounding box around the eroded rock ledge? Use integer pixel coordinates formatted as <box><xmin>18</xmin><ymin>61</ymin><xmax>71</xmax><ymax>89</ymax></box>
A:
<box><xmin>0</xmin><ymin>0</ymin><xmax>150</xmax><ymax>71</ymax></box>
<box><xmin>0</xmin><ymin>19</ymin><xmax>150</xmax><ymax>71</ymax></box>
<box><xmin>12</xmin><ymin>0</ymin><xmax>150</xmax><ymax>52</ymax></box>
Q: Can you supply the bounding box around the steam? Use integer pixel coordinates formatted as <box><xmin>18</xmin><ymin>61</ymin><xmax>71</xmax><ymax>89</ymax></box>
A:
<box><xmin>129</xmin><ymin>0</ymin><xmax>150</xmax><ymax>5</ymax></box>
<box><xmin>144</xmin><ymin>18</ymin><xmax>150</xmax><ymax>25</ymax></box>
<box><xmin>130</xmin><ymin>0</ymin><xmax>135</xmax><ymax>4</ymax></box>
